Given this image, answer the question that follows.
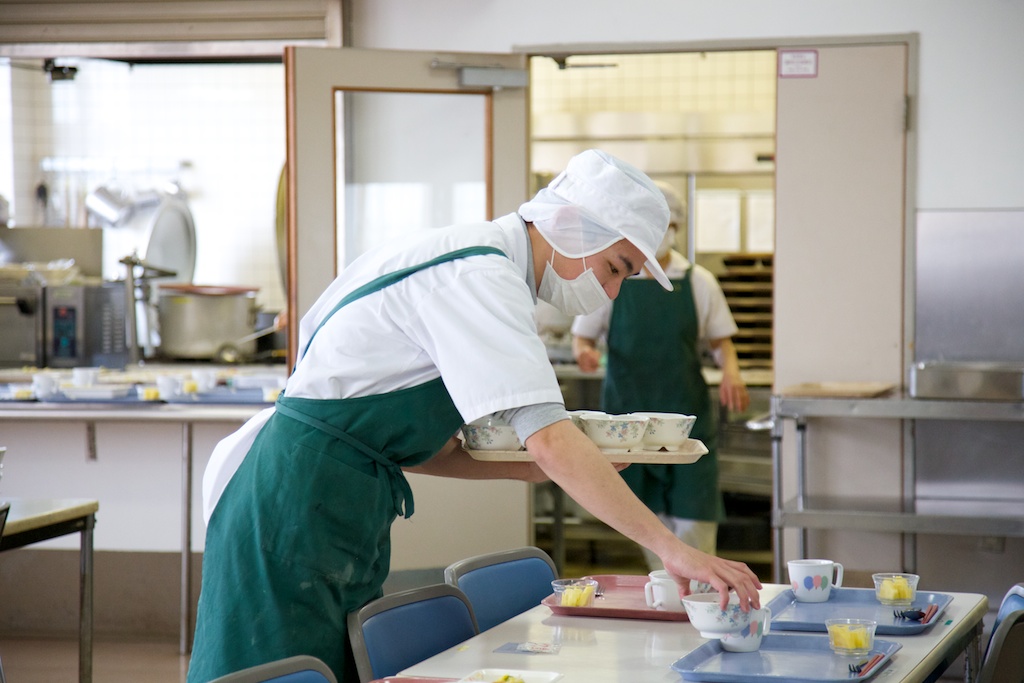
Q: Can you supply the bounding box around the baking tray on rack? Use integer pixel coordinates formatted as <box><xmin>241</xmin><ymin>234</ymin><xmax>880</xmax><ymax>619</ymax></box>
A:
<box><xmin>541</xmin><ymin>574</ymin><xmax>690</xmax><ymax>622</ymax></box>
<box><xmin>467</xmin><ymin>438</ymin><xmax>707</xmax><ymax>464</ymax></box>
<box><xmin>765</xmin><ymin>587</ymin><xmax>953</xmax><ymax>635</ymax></box>
<box><xmin>672</xmin><ymin>634</ymin><xmax>901</xmax><ymax>683</ymax></box>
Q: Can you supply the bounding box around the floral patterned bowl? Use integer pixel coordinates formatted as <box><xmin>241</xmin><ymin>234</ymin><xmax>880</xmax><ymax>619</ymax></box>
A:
<box><xmin>629</xmin><ymin>412</ymin><xmax>697</xmax><ymax>451</ymax></box>
<box><xmin>579</xmin><ymin>413</ymin><xmax>649</xmax><ymax>453</ymax></box>
<box><xmin>462</xmin><ymin>417</ymin><xmax>522</xmax><ymax>451</ymax></box>
<box><xmin>681</xmin><ymin>592</ymin><xmax>755</xmax><ymax>638</ymax></box>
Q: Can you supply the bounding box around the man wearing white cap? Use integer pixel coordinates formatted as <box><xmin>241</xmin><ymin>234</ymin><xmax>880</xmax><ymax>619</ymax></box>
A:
<box><xmin>189</xmin><ymin>149</ymin><xmax>761</xmax><ymax>683</ymax></box>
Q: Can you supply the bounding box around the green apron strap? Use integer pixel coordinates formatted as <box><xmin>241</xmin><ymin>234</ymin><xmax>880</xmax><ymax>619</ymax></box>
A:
<box><xmin>301</xmin><ymin>246</ymin><xmax>505</xmax><ymax>360</ymax></box>
<box><xmin>275</xmin><ymin>400</ymin><xmax>416</xmax><ymax>518</ymax></box>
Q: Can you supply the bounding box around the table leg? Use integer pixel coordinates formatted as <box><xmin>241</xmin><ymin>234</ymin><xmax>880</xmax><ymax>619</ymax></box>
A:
<box><xmin>79</xmin><ymin>513</ymin><xmax>94</xmax><ymax>683</ymax></box>
<box><xmin>964</xmin><ymin>623</ymin><xmax>982</xmax><ymax>683</ymax></box>
<box><xmin>552</xmin><ymin>484</ymin><xmax>565</xmax><ymax>576</ymax></box>
<box><xmin>181</xmin><ymin>422</ymin><xmax>194</xmax><ymax>655</ymax></box>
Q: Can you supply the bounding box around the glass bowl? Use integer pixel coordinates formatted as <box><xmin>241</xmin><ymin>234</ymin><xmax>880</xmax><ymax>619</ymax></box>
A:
<box><xmin>826</xmin><ymin>618</ymin><xmax>876</xmax><ymax>656</ymax></box>
<box><xmin>551</xmin><ymin>578</ymin><xmax>599</xmax><ymax>607</ymax></box>
<box><xmin>872</xmin><ymin>572</ymin><xmax>919</xmax><ymax>605</ymax></box>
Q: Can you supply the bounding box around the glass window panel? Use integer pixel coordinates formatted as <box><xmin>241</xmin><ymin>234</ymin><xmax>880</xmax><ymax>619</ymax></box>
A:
<box><xmin>334</xmin><ymin>90</ymin><xmax>486</xmax><ymax>266</ymax></box>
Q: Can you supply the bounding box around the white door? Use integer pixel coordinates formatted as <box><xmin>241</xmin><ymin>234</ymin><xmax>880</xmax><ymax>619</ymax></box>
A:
<box><xmin>286</xmin><ymin>46</ymin><xmax>531</xmax><ymax>570</ymax></box>
<box><xmin>773</xmin><ymin>44</ymin><xmax>911</xmax><ymax>572</ymax></box>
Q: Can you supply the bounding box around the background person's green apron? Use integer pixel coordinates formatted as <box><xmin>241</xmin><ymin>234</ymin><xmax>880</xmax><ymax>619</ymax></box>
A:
<box><xmin>188</xmin><ymin>247</ymin><xmax>502</xmax><ymax>683</ymax></box>
<box><xmin>602</xmin><ymin>273</ymin><xmax>723</xmax><ymax>523</ymax></box>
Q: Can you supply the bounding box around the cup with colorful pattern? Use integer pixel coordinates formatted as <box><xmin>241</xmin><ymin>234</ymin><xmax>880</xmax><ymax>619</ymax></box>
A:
<box><xmin>682</xmin><ymin>592</ymin><xmax>756</xmax><ymax>638</ymax></box>
<box><xmin>788</xmin><ymin>558</ymin><xmax>844</xmax><ymax>602</ymax></box>
<box><xmin>720</xmin><ymin>607</ymin><xmax>772</xmax><ymax>652</ymax></box>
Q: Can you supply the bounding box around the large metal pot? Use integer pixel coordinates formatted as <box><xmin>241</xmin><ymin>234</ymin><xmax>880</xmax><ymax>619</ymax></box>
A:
<box><xmin>157</xmin><ymin>284</ymin><xmax>259</xmax><ymax>362</ymax></box>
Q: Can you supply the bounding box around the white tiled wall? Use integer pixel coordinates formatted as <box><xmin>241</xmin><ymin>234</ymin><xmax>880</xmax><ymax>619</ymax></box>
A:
<box><xmin>1</xmin><ymin>58</ymin><xmax>286</xmax><ymax>311</ymax></box>
<box><xmin>531</xmin><ymin>51</ymin><xmax>777</xmax><ymax>115</ymax></box>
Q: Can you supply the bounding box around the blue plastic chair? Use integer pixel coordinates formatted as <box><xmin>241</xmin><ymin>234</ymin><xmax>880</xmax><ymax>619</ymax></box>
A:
<box><xmin>207</xmin><ymin>654</ymin><xmax>337</xmax><ymax>683</ymax></box>
<box><xmin>347</xmin><ymin>583</ymin><xmax>479</xmax><ymax>683</ymax></box>
<box><xmin>988</xmin><ymin>582</ymin><xmax>1024</xmax><ymax>650</ymax></box>
<box><xmin>978</xmin><ymin>608</ymin><xmax>1024</xmax><ymax>683</ymax></box>
<box><xmin>444</xmin><ymin>546</ymin><xmax>558</xmax><ymax>632</ymax></box>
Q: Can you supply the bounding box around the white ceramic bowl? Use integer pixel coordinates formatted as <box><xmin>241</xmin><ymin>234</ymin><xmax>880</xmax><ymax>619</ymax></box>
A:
<box><xmin>579</xmin><ymin>413</ymin><xmax>649</xmax><ymax>453</ymax></box>
<box><xmin>630</xmin><ymin>412</ymin><xmax>697</xmax><ymax>451</ymax></box>
<box><xmin>681</xmin><ymin>592</ymin><xmax>754</xmax><ymax>638</ymax></box>
<box><xmin>462</xmin><ymin>417</ymin><xmax>522</xmax><ymax>451</ymax></box>
<box><xmin>567</xmin><ymin>410</ymin><xmax>602</xmax><ymax>432</ymax></box>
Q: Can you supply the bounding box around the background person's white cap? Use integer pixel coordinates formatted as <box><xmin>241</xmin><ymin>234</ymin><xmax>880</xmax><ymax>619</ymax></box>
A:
<box><xmin>519</xmin><ymin>149</ymin><xmax>673</xmax><ymax>291</ymax></box>
<box><xmin>654</xmin><ymin>180</ymin><xmax>685</xmax><ymax>228</ymax></box>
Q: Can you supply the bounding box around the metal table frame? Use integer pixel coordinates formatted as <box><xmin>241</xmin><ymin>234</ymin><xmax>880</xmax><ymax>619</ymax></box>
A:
<box><xmin>1</xmin><ymin>498</ymin><xmax>98</xmax><ymax>683</ymax></box>
<box><xmin>0</xmin><ymin>403</ymin><xmax>261</xmax><ymax>654</ymax></box>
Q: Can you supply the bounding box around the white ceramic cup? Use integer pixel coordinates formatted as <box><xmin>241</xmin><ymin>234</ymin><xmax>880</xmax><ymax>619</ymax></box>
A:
<box><xmin>719</xmin><ymin>607</ymin><xmax>772</xmax><ymax>652</ymax></box>
<box><xmin>788</xmin><ymin>559</ymin><xmax>844</xmax><ymax>602</ymax></box>
<box><xmin>31</xmin><ymin>372</ymin><xmax>59</xmax><ymax>399</ymax></box>
<box><xmin>71</xmin><ymin>367</ymin><xmax>99</xmax><ymax>387</ymax></box>
<box><xmin>192</xmin><ymin>369</ymin><xmax>218</xmax><ymax>393</ymax></box>
<box><xmin>644</xmin><ymin>570</ymin><xmax>685</xmax><ymax>612</ymax></box>
<box><xmin>156</xmin><ymin>375</ymin><xmax>184</xmax><ymax>399</ymax></box>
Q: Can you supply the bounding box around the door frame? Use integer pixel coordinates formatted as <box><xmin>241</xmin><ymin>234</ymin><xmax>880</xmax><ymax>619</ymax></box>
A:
<box><xmin>283</xmin><ymin>46</ymin><xmax>528</xmax><ymax>366</ymax></box>
<box><xmin>516</xmin><ymin>33</ymin><xmax>919</xmax><ymax>370</ymax></box>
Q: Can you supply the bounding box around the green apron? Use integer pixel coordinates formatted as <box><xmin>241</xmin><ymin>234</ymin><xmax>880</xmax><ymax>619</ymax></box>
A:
<box><xmin>188</xmin><ymin>247</ymin><xmax>504</xmax><ymax>683</ymax></box>
<box><xmin>602</xmin><ymin>272</ymin><xmax>723</xmax><ymax>522</ymax></box>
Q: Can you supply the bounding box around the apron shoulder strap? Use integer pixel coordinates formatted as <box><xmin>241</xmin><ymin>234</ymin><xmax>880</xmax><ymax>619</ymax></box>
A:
<box><xmin>301</xmin><ymin>245</ymin><xmax>506</xmax><ymax>361</ymax></box>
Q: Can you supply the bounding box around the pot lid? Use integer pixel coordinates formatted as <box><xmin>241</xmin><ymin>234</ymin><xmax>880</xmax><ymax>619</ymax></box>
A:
<box><xmin>158</xmin><ymin>283</ymin><xmax>258</xmax><ymax>296</ymax></box>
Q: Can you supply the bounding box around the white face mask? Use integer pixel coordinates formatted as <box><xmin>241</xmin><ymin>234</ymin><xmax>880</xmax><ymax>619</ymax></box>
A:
<box><xmin>538</xmin><ymin>255</ymin><xmax>611</xmax><ymax>316</ymax></box>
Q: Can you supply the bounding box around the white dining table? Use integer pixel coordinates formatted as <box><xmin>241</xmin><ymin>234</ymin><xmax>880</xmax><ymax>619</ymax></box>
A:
<box><xmin>398</xmin><ymin>584</ymin><xmax>989</xmax><ymax>683</ymax></box>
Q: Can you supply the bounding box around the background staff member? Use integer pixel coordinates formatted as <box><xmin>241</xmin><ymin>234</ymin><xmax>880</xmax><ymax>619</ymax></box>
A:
<box><xmin>189</xmin><ymin>150</ymin><xmax>761</xmax><ymax>682</ymax></box>
<box><xmin>572</xmin><ymin>181</ymin><xmax>750</xmax><ymax>566</ymax></box>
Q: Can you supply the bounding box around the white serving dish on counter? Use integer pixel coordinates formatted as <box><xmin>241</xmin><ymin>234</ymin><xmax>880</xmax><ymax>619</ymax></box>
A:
<box><xmin>61</xmin><ymin>384</ymin><xmax>133</xmax><ymax>400</ymax></box>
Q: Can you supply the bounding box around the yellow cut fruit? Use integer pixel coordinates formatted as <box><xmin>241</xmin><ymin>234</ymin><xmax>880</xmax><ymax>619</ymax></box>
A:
<box><xmin>560</xmin><ymin>584</ymin><xmax>596</xmax><ymax>607</ymax></box>
<box><xmin>830</xmin><ymin>624</ymin><xmax>869</xmax><ymax>650</ymax></box>
<box><xmin>880</xmin><ymin>576</ymin><xmax>912</xmax><ymax>600</ymax></box>
<box><xmin>560</xmin><ymin>587</ymin><xmax>581</xmax><ymax>606</ymax></box>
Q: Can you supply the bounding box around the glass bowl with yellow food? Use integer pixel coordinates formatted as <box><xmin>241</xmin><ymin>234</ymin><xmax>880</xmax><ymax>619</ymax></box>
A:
<box><xmin>551</xmin><ymin>578</ymin><xmax>599</xmax><ymax>608</ymax></box>
<box><xmin>872</xmin><ymin>572</ymin><xmax>919</xmax><ymax>605</ymax></box>
<box><xmin>826</xmin><ymin>618</ymin><xmax>877</xmax><ymax>656</ymax></box>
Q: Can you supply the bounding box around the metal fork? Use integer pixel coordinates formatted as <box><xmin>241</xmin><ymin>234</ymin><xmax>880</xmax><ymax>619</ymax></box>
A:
<box><xmin>848</xmin><ymin>660</ymin><xmax>868</xmax><ymax>674</ymax></box>
<box><xmin>893</xmin><ymin>608</ymin><xmax>926</xmax><ymax>621</ymax></box>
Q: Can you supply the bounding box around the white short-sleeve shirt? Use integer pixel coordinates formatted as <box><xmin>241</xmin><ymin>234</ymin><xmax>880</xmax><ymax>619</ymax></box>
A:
<box><xmin>571</xmin><ymin>249</ymin><xmax>738</xmax><ymax>343</ymax></box>
<box><xmin>203</xmin><ymin>213</ymin><xmax>564</xmax><ymax>520</ymax></box>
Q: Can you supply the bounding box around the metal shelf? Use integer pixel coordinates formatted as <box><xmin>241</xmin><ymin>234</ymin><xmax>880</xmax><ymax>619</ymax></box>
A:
<box><xmin>771</xmin><ymin>393</ymin><xmax>1024</xmax><ymax>582</ymax></box>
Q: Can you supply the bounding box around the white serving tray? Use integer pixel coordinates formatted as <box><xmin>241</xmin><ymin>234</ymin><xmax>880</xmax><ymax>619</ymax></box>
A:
<box><xmin>467</xmin><ymin>438</ymin><xmax>707</xmax><ymax>464</ymax></box>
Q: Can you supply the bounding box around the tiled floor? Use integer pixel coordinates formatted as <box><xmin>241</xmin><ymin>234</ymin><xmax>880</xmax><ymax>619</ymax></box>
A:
<box><xmin>0</xmin><ymin>637</ymin><xmax>188</xmax><ymax>683</ymax></box>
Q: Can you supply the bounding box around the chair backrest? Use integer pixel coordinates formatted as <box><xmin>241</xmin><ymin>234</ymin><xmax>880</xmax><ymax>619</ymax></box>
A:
<box><xmin>347</xmin><ymin>583</ymin><xmax>479</xmax><ymax>683</ymax></box>
<box><xmin>978</xmin><ymin>608</ymin><xmax>1024</xmax><ymax>683</ymax></box>
<box><xmin>0</xmin><ymin>501</ymin><xmax>9</xmax><ymax>537</ymax></box>
<box><xmin>444</xmin><ymin>546</ymin><xmax>558</xmax><ymax>632</ymax></box>
<box><xmin>208</xmin><ymin>654</ymin><xmax>337</xmax><ymax>683</ymax></box>
<box><xmin>994</xmin><ymin>584</ymin><xmax>1024</xmax><ymax>631</ymax></box>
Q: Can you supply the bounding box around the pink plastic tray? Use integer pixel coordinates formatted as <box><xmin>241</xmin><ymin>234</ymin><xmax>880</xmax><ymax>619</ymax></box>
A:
<box><xmin>542</xmin><ymin>574</ymin><xmax>691</xmax><ymax>622</ymax></box>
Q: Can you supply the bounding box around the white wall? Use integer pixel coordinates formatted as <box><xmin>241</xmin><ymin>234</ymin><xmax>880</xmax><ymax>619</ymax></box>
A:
<box><xmin>351</xmin><ymin>0</ymin><xmax>1024</xmax><ymax>211</ymax></box>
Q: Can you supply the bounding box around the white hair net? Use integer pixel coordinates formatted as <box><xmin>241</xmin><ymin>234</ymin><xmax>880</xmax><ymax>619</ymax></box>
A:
<box><xmin>519</xmin><ymin>149</ymin><xmax>672</xmax><ymax>290</ymax></box>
